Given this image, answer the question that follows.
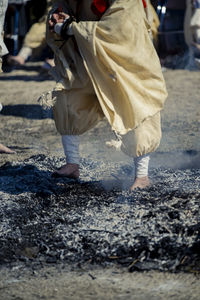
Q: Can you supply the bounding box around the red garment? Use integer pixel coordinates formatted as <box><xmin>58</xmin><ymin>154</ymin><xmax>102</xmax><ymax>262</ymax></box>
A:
<box><xmin>91</xmin><ymin>0</ymin><xmax>108</xmax><ymax>17</ymax></box>
<box><xmin>91</xmin><ymin>0</ymin><xmax>147</xmax><ymax>18</ymax></box>
<box><xmin>142</xmin><ymin>0</ymin><xmax>147</xmax><ymax>8</ymax></box>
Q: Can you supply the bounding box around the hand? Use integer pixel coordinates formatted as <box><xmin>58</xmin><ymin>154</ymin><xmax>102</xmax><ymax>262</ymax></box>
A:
<box><xmin>49</xmin><ymin>11</ymin><xmax>70</xmax><ymax>32</ymax></box>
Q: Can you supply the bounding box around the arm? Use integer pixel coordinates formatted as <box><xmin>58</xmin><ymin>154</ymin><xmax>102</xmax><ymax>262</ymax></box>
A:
<box><xmin>48</xmin><ymin>0</ymin><xmax>110</xmax><ymax>39</ymax></box>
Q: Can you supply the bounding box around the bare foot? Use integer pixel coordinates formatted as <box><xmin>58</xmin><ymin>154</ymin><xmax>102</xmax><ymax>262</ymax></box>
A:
<box><xmin>7</xmin><ymin>55</ymin><xmax>25</xmax><ymax>66</ymax></box>
<box><xmin>52</xmin><ymin>163</ymin><xmax>80</xmax><ymax>179</ymax></box>
<box><xmin>130</xmin><ymin>176</ymin><xmax>150</xmax><ymax>191</ymax></box>
<box><xmin>45</xmin><ymin>58</ymin><xmax>55</xmax><ymax>67</ymax></box>
<box><xmin>41</xmin><ymin>59</ymin><xmax>55</xmax><ymax>71</ymax></box>
<box><xmin>0</xmin><ymin>143</ymin><xmax>15</xmax><ymax>154</ymax></box>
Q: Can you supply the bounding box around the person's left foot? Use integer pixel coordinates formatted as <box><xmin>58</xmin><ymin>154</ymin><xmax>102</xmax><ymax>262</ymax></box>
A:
<box><xmin>7</xmin><ymin>55</ymin><xmax>25</xmax><ymax>66</ymax></box>
<box><xmin>130</xmin><ymin>176</ymin><xmax>150</xmax><ymax>191</ymax></box>
<box><xmin>0</xmin><ymin>143</ymin><xmax>15</xmax><ymax>154</ymax></box>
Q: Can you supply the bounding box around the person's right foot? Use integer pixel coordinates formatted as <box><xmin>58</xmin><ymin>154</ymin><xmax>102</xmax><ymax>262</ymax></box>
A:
<box><xmin>52</xmin><ymin>163</ymin><xmax>80</xmax><ymax>179</ymax></box>
<box><xmin>0</xmin><ymin>143</ymin><xmax>15</xmax><ymax>154</ymax></box>
<box><xmin>130</xmin><ymin>176</ymin><xmax>150</xmax><ymax>191</ymax></box>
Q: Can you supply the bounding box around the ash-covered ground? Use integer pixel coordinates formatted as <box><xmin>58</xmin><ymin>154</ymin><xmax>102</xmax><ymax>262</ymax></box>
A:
<box><xmin>0</xmin><ymin>64</ymin><xmax>200</xmax><ymax>299</ymax></box>
<box><xmin>0</xmin><ymin>153</ymin><xmax>200</xmax><ymax>272</ymax></box>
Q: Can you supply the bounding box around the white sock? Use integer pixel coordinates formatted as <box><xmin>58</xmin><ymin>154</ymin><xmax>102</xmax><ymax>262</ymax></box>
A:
<box><xmin>62</xmin><ymin>135</ymin><xmax>80</xmax><ymax>164</ymax></box>
<box><xmin>134</xmin><ymin>154</ymin><xmax>150</xmax><ymax>178</ymax></box>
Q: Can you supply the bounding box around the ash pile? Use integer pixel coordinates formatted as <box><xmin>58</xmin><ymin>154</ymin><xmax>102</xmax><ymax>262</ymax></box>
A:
<box><xmin>0</xmin><ymin>154</ymin><xmax>199</xmax><ymax>272</ymax></box>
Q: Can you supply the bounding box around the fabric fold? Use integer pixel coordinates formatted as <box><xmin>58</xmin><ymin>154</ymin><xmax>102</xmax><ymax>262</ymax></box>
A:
<box><xmin>44</xmin><ymin>0</ymin><xmax>167</xmax><ymax>138</ymax></box>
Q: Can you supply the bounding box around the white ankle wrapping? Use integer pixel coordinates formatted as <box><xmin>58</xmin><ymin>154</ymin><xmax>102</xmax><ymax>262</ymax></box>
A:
<box><xmin>62</xmin><ymin>135</ymin><xmax>80</xmax><ymax>164</ymax></box>
<box><xmin>134</xmin><ymin>154</ymin><xmax>150</xmax><ymax>178</ymax></box>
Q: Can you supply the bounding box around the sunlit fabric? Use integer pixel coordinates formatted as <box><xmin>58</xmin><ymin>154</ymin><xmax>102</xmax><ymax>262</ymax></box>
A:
<box><xmin>44</xmin><ymin>0</ymin><xmax>167</xmax><ymax>156</ymax></box>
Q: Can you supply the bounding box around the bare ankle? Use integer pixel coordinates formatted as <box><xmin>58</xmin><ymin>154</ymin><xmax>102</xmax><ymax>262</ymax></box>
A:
<box><xmin>67</xmin><ymin>163</ymin><xmax>79</xmax><ymax>168</ymax></box>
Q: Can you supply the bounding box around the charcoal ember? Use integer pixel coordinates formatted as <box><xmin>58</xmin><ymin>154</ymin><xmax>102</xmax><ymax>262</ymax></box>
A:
<box><xmin>20</xmin><ymin>246</ymin><xmax>39</xmax><ymax>259</ymax></box>
<box><xmin>129</xmin><ymin>260</ymin><xmax>162</xmax><ymax>272</ymax></box>
<box><xmin>46</xmin><ymin>256</ymin><xmax>57</xmax><ymax>264</ymax></box>
<box><xmin>0</xmin><ymin>154</ymin><xmax>199</xmax><ymax>271</ymax></box>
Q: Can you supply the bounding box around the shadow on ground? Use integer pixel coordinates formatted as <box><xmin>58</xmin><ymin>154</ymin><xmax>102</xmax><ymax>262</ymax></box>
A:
<box><xmin>1</xmin><ymin>104</ymin><xmax>53</xmax><ymax>119</ymax></box>
<box><xmin>1</xmin><ymin>64</ymin><xmax>54</xmax><ymax>81</ymax></box>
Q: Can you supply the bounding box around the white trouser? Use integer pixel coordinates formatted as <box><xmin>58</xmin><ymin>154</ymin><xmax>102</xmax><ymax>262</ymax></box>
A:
<box><xmin>62</xmin><ymin>135</ymin><xmax>150</xmax><ymax>177</ymax></box>
<box><xmin>62</xmin><ymin>135</ymin><xmax>80</xmax><ymax>164</ymax></box>
<box><xmin>134</xmin><ymin>154</ymin><xmax>150</xmax><ymax>178</ymax></box>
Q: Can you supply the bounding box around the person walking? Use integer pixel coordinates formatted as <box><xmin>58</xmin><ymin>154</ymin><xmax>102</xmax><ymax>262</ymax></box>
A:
<box><xmin>0</xmin><ymin>0</ymin><xmax>15</xmax><ymax>154</ymax></box>
<box><xmin>41</xmin><ymin>0</ymin><xmax>168</xmax><ymax>190</ymax></box>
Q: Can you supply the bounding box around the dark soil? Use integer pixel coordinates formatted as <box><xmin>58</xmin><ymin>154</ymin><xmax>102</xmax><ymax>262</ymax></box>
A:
<box><xmin>0</xmin><ymin>63</ymin><xmax>200</xmax><ymax>299</ymax></box>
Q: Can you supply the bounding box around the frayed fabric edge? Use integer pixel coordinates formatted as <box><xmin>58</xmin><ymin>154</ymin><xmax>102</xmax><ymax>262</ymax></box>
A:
<box><xmin>38</xmin><ymin>91</ymin><xmax>56</xmax><ymax>109</ymax></box>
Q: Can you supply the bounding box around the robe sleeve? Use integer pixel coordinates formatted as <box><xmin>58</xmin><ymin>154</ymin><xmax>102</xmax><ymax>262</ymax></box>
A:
<box><xmin>70</xmin><ymin>0</ymin><xmax>167</xmax><ymax>133</ymax></box>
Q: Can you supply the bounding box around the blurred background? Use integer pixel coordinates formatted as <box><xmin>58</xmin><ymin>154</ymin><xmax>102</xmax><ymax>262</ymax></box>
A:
<box><xmin>3</xmin><ymin>0</ymin><xmax>53</xmax><ymax>72</ymax></box>
<box><xmin>2</xmin><ymin>0</ymin><xmax>200</xmax><ymax>71</ymax></box>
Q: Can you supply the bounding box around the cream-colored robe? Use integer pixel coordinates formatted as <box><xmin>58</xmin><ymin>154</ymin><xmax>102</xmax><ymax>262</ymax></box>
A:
<box><xmin>44</xmin><ymin>0</ymin><xmax>167</xmax><ymax>157</ymax></box>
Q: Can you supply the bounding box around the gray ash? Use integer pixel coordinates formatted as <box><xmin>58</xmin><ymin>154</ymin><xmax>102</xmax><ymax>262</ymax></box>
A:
<box><xmin>0</xmin><ymin>154</ymin><xmax>199</xmax><ymax>272</ymax></box>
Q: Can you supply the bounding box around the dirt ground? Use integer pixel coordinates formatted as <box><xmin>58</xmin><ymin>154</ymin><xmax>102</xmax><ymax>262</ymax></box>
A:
<box><xmin>0</xmin><ymin>63</ymin><xmax>200</xmax><ymax>299</ymax></box>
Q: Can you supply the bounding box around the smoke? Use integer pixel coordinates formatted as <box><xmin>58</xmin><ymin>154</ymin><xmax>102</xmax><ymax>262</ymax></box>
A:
<box><xmin>151</xmin><ymin>150</ymin><xmax>200</xmax><ymax>170</ymax></box>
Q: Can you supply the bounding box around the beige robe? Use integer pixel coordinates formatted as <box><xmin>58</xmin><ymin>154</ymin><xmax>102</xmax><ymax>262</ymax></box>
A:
<box><xmin>43</xmin><ymin>0</ymin><xmax>167</xmax><ymax>157</ymax></box>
